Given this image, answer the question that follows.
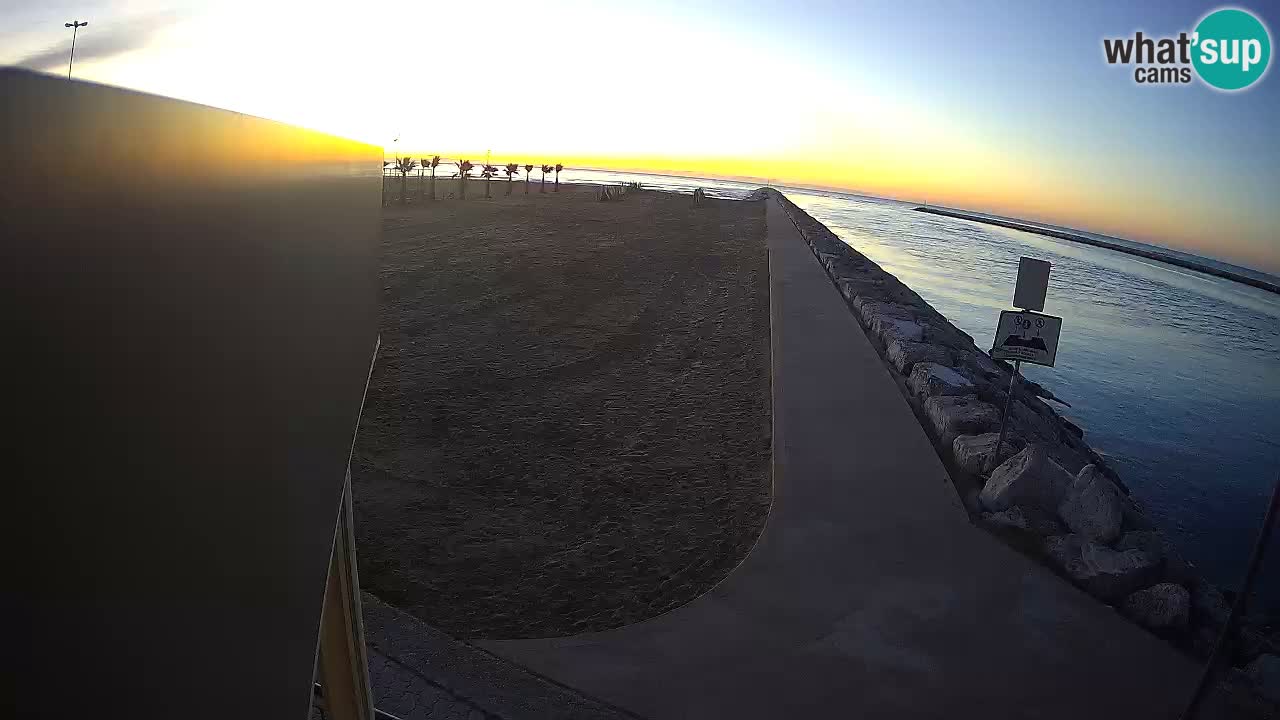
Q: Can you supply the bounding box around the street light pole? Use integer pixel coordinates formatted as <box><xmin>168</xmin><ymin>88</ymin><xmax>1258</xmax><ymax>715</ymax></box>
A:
<box><xmin>65</xmin><ymin>20</ymin><xmax>88</xmax><ymax>79</ymax></box>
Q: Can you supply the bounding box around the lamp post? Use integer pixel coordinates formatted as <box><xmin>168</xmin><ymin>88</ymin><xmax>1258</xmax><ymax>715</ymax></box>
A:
<box><xmin>65</xmin><ymin>20</ymin><xmax>88</xmax><ymax>79</ymax></box>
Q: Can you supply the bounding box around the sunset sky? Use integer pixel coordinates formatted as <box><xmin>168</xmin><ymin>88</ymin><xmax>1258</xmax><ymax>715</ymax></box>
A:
<box><xmin>4</xmin><ymin>0</ymin><xmax>1277</xmax><ymax>273</ymax></box>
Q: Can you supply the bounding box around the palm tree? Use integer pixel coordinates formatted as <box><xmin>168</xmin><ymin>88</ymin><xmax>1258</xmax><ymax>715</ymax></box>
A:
<box><xmin>524</xmin><ymin>164</ymin><xmax>534</xmax><ymax>194</ymax></box>
<box><xmin>456</xmin><ymin>159</ymin><xmax>474</xmax><ymax>199</ymax></box>
<box><xmin>428</xmin><ymin>155</ymin><xmax>441</xmax><ymax>200</ymax></box>
<box><xmin>395</xmin><ymin>157</ymin><xmax>417</xmax><ymax>206</ymax></box>
<box><xmin>540</xmin><ymin>164</ymin><xmax>552</xmax><ymax>193</ymax></box>
<box><xmin>504</xmin><ymin>163</ymin><xmax>519</xmax><ymax>196</ymax></box>
<box><xmin>418</xmin><ymin>157</ymin><xmax>432</xmax><ymax>203</ymax></box>
<box><xmin>481</xmin><ymin>164</ymin><xmax>498</xmax><ymax>199</ymax></box>
<box><xmin>554</xmin><ymin>163</ymin><xmax>563</xmax><ymax>192</ymax></box>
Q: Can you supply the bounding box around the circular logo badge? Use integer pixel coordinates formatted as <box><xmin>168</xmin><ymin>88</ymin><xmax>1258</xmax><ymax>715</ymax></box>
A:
<box><xmin>1193</xmin><ymin>8</ymin><xmax>1272</xmax><ymax>91</ymax></box>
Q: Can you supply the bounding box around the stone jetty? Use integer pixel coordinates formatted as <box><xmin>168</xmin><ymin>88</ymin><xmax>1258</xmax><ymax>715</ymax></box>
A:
<box><xmin>915</xmin><ymin>205</ymin><xmax>1280</xmax><ymax>296</ymax></box>
<box><xmin>769</xmin><ymin>189</ymin><xmax>1279</xmax><ymax>712</ymax></box>
<box><xmin>484</xmin><ymin>190</ymin><xmax>1213</xmax><ymax>719</ymax></box>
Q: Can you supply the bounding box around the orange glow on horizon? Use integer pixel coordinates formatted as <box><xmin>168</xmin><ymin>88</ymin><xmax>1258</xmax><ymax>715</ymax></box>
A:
<box><xmin>17</xmin><ymin>0</ymin><xmax>1271</xmax><ymax>275</ymax></box>
<box><xmin>552</xmin><ymin>155</ymin><xmax>1274</xmax><ymax>273</ymax></box>
<box><xmin>375</xmin><ymin>146</ymin><xmax>1275</xmax><ymax>274</ymax></box>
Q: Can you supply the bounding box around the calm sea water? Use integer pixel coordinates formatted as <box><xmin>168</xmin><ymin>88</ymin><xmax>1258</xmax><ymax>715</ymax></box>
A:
<box><xmin>568</xmin><ymin>165</ymin><xmax>1280</xmax><ymax>597</ymax></box>
<box><xmin>562</xmin><ymin>169</ymin><xmax>1280</xmax><ymax>601</ymax></box>
<box><xmin>787</xmin><ymin>191</ymin><xmax>1280</xmax><ymax>598</ymax></box>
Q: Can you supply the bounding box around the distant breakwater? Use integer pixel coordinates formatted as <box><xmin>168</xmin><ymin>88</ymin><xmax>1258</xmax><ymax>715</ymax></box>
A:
<box><xmin>914</xmin><ymin>206</ymin><xmax>1280</xmax><ymax>296</ymax></box>
<box><xmin>760</xmin><ymin>188</ymin><xmax>1280</xmax><ymax>711</ymax></box>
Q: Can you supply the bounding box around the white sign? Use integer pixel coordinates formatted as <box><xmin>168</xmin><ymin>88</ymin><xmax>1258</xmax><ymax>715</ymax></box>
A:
<box><xmin>1013</xmin><ymin>257</ymin><xmax>1051</xmax><ymax>311</ymax></box>
<box><xmin>991</xmin><ymin>310</ymin><xmax>1062</xmax><ymax>367</ymax></box>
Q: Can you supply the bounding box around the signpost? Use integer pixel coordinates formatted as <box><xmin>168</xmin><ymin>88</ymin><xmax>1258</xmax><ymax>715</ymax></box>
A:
<box><xmin>991</xmin><ymin>310</ymin><xmax>1062</xmax><ymax>367</ymax></box>
<box><xmin>986</xmin><ymin>257</ymin><xmax>1064</xmax><ymax>472</ymax></box>
<box><xmin>1012</xmin><ymin>257</ymin><xmax>1051</xmax><ymax>312</ymax></box>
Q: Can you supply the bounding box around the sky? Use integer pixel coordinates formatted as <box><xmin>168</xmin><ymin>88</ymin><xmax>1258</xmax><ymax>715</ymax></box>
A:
<box><xmin>3</xmin><ymin>0</ymin><xmax>1278</xmax><ymax>273</ymax></box>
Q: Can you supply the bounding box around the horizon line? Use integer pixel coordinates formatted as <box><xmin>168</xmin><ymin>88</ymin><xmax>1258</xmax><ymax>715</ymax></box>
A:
<box><xmin>554</xmin><ymin>165</ymin><xmax>1279</xmax><ymax>281</ymax></box>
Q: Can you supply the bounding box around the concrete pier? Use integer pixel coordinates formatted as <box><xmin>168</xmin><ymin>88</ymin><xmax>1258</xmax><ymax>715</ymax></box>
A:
<box><xmin>479</xmin><ymin>197</ymin><xmax>1201</xmax><ymax>719</ymax></box>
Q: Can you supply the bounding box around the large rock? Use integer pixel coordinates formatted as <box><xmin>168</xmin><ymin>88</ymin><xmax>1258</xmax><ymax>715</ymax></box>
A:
<box><xmin>1117</xmin><ymin>530</ymin><xmax>1199</xmax><ymax>584</ymax></box>
<box><xmin>959</xmin><ymin>349</ymin><xmax>1005</xmax><ymax>382</ymax></box>
<box><xmin>835</xmin><ymin>277</ymin><xmax>860</xmax><ymax>302</ymax></box>
<box><xmin>836</xmin><ymin>275</ymin><xmax>883</xmax><ymax>304</ymax></box>
<box><xmin>885</xmin><ymin>339</ymin><xmax>950</xmax><ymax>374</ymax></box>
<box><xmin>805</xmin><ymin>236</ymin><xmax>828</xmax><ymax>253</ymax></box>
<box><xmin>873</xmin><ymin>316</ymin><xmax>926</xmax><ymax>345</ymax></box>
<box><xmin>819</xmin><ymin>252</ymin><xmax>845</xmax><ymax>273</ymax></box>
<box><xmin>1114</xmin><ymin>530</ymin><xmax>1164</xmax><ymax>561</ymax></box>
<box><xmin>981</xmin><ymin>504</ymin><xmax>1063</xmax><ymax>536</ymax></box>
<box><xmin>924</xmin><ymin>395</ymin><xmax>1001</xmax><ymax>448</ymax></box>
<box><xmin>1043</xmin><ymin>442</ymin><xmax>1091</xmax><ymax>476</ymax></box>
<box><xmin>1244</xmin><ymin>654</ymin><xmax>1280</xmax><ymax>704</ymax></box>
<box><xmin>853</xmin><ymin>297</ymin><xmax>911</xmax><ymax>325</ymax></box>
<box><xmin>849</xmin><ymin>294</ymin><xmax>878</xmax><ymax>319</ymax></box>
<box><xmin>1060</xmin><ymin>417</ymin><xmax>1084</xmax><ymax>439</ymax></box>
<box><xmin>1190</xmin><ymin>580</ymin><xmax>1231</xmax><ymax>629</ymax></box>
<box><xmin>1043</xmin><ymin>534</ymin><xmax>1163</xmax><ymax>601</ymax></box>
<box><xmin>1011</xmin><ymin>398</ymin><xmax>1063</xmax><ymax>445</ymax></box>
<box><xmin>856</xmin><ymin>300</ymin><xmax>925</xmax><ymax>345</ymax></box>
<box><xmin>979</xmin><ymin>444</ymin><xmax>1074</xmax><ymax>513</ymax></box>
<box><xmin>1122</xmin><ymin>583</ymin><xmax>1190</xmax><ymax>629</ymax></box>
<box><xmin>827</xmin><ymin>261</ymin><xmax>856</xmax><ymax>282</ymax></box>
<box><xmin>907</xmin><ymin>362</ymin><xmax>974</xmax><ymax>398</ymax></box>
<box><xmin>1020</xmin><ymin>377</ymin><xmax>1066</xmax><ymax>406</ymax></box>
<box><xmin>1119</xmin><ymin>496</ymin><xmax>1157</xmax><ymax>533</ymax></box>
<box><xmin>1057</xmin><ymin>464</ymin><xmax>1124</xmax><ymax>543</ymax></box>
<box><xmin>920</xmin><ymin>320</ymin><xmax>975</xmax><ymax>353</ymax></box>
<box><xmin>952</xmin><ymin>432</ymin><xmax>1024</xmax><ymax>475</ymax></box>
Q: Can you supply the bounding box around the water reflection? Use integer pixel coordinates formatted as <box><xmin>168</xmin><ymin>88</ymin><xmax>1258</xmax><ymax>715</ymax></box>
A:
<box><xmin>559</xmin><ymin>168</ymin><xmax>1280</xmax><ymax>598</ymax></box>
<box><xmin>786</xmin><ymin>190</ymin><xmax>1280</xmax><ymax>601</ymax></box>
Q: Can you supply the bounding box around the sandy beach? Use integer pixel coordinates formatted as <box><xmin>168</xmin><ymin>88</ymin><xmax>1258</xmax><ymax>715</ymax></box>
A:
<box><xmin>352</xmin><ymin>185</ymin><xmax>772</xmax><ymax>639</ymax></box>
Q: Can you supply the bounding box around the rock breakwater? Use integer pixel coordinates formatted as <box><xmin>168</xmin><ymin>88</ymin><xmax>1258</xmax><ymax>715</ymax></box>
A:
<box><xmin>763</xmin><ymin>188</ymin><xmax>1278</xmax><ymax>713</ymax></box>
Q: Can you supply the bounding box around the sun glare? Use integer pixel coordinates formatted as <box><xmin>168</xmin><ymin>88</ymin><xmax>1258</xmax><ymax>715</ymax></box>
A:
<box><xmin>7</xmin><ymin>0</ymin><xmax>1275</xmax><ymax>273</ymax></box>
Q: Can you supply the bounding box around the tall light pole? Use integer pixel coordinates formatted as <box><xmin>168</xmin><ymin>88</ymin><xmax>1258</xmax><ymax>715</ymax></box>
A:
<box><xmin>65</xmin><ymin>20</ymin><xmax>88</xmax><ymax>79</ymax></box>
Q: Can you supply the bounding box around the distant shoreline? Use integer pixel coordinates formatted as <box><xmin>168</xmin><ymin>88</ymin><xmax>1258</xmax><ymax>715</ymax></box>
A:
<box><xmin>914</xmin><ymin>206</ymin><xmax>1280</xmax><ymax>296</ymax></box>
<box><xmin>562</xmin><ymin>169</ymin><xmax>1278</xmax><ymax>293</ymax></box>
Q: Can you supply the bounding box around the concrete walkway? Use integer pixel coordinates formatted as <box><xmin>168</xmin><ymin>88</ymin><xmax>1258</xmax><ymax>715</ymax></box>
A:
<box><xmin>357</xmin><ymin>593</ymin><xmax>636</xmax><ymax>719</ymax></box>
<box><xmin>479</xmin><ymin>198</ymin><xmax>1200</xmax><ymax>719</ymax></box>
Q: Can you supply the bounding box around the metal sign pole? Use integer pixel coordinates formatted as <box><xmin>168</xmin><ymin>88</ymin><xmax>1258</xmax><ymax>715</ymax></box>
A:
<box><xmin>986</xmin><ymin>257</ymin><xmax>1058</xmax><ymax>474</ymax></box>
<box><xmin>986</xmin><ymin>359</ymin><xmax>1020</xmax><ymax>474</ymax></box>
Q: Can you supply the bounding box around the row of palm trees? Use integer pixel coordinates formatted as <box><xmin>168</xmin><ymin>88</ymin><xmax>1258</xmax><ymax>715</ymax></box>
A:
<box><xmin>384</xmin><ymin>157</ymin><xmax>565</xmax><ymax>205</ymax></box>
